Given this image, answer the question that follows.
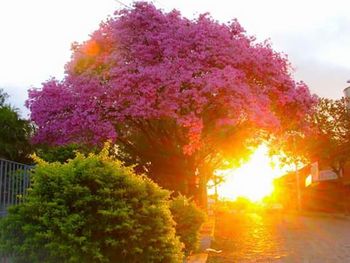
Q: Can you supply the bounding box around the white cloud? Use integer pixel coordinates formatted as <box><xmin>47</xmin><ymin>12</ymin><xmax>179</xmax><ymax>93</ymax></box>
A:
<box><xmin>1</xmin><ymin>0</ymin><xmax>349</xmax><ymax>114</ymax></box>
<box><xmin>0</xmin><ymin>0</ymin><xmax>117</xmax><ymax>112</ymax></box>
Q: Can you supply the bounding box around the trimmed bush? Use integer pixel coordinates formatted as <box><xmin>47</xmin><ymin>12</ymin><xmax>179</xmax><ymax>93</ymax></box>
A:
<box><xmin>170</xmin><ymin>195</ymin><xmax>206</xmax><ymax>256</ymax></box>
<box><xmin>0</xmin><ymin>148</ymin><xmax>183</xmax><ymax>263</ymax></box>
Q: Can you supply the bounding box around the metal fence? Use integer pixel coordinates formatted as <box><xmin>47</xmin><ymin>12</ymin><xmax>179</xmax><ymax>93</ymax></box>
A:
<box><xmin>0</xmin><ymin>158</ymin><xmax>32</xmax><ymax>217</ymax></box>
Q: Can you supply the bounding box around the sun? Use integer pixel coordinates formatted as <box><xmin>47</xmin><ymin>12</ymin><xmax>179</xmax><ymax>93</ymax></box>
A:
<box><xmin>213</xmin><ymin>144</ymin><xmax>287</xmax><ymax>202</ymax></box>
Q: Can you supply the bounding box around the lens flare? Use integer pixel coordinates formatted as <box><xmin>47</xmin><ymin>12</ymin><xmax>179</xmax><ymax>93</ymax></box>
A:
<box><xmin>84</xmin><ymin>40</ymin><xmax>100</xmax><ymax>56</ymax></box>
<box><xmin>214</xmin><ymin>144</ymin><xmax>287</xmax><ymax>202</ymax></box>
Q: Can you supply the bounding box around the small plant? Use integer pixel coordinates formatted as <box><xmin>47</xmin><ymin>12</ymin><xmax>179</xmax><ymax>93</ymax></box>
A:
<box><xmin>0</xmin><ymin>146</ymin><xmax>183</xmax><ymax>263</ymax></box>
<box><xmin>170</xmin><ymin>195</ymin><xmax>206</xmax><ymax>256</ymax></box>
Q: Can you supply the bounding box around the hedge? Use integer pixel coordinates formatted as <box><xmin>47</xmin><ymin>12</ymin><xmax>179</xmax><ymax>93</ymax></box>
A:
<box><xmin>170</xmin><ymin>195</ymin><xmax>205</xmax><ymax>256</ymax></box>
<box><xmin>0</xmin><ymin>148</ymin><xmax>183</xmax><ymax>263</ymax></box>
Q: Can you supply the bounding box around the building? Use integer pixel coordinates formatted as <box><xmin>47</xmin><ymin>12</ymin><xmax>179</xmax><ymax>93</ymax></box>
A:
<box><xmin>274</xmin><ymin>81</ymin><xmax>350</xmax><ymax>213</ymax></box>
<box><xmin>274</xmin><ymin>165</ymin><xmax>309</xmax><ymax>211</ymax></box>
<box><xmin>274</xmin><ymin>162</ymin><xmax>350</xmax><ymax>213</ymax></box>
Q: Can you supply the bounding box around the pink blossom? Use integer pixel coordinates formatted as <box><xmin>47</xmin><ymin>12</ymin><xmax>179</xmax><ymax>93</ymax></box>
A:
<box><xmin>27</xmin><ymin>2</ymin><xmax>315</xmax><ymax>153</ymax></box>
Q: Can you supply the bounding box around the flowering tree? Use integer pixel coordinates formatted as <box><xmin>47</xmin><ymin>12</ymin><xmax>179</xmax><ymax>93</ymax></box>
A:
<box><xmin>27</xmin><ymin>2</ymin><xmax>314</xmax><ymax>197</ymax></box>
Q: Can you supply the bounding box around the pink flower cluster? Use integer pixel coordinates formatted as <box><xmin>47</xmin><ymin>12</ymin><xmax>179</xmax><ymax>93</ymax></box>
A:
<box><xmin>27</xmin><ymin>2</ymin><xmax>315</xmax><ymax>153</ymax></box>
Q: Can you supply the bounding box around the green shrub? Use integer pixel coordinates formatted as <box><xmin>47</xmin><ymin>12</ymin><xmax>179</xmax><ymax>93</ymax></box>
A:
<box><xmin>0</xmin><ymin>147</ymin><xmax>183</xmax><ymax>263</ymax></box>
<box><xmin>170</xmin><ymin>195</ymin><xmax>206</xmax><ymax>256</ymax></box>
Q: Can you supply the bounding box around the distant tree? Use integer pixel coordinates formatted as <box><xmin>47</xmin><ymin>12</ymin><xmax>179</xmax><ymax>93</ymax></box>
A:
<box><xmin>273</xmin><ymin>97</ymin><xmax>350</xmax><ymax>175</ymax></box>
<box><xmin>27</xmin><ymin>3</ymin><xmax>315</xmax><ymax>197</ymax></box>
<box><xmin>0</xmin><ymin>89</ymin><xmax>9</xmax><ymax>106</ymax></box>
<box><xmin>35</xmin><ymin>142</ymin><xmax>105</xmax><ymax>164</ymax></box>
<box><xmin>35</xmin><ymin>144</ymin><xmax>82</xmax><ymax>163</ymax></box>
<box><xmin>306</xmin><ymin>98</ymin><xmax>350</xmax><ymax>173</ymax></box>
<box><xmin>0</xmin><ymin>89</ymin><xmax>33</xmax><ymax>163</ymax></box>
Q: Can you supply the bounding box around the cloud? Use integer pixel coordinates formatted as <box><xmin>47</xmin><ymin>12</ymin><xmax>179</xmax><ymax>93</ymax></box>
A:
<box><xmin>1</xmin><ymin>0</ymin><xmax>350</xmax><ymax>114</ymax></box>
<box><xmin>266</xmin><ymin>14</ymin><xmax>350</xmax><ymax>99</ymax></box>
<box><xmin>0</xmin><ymin>0</ymin><xmax>117</xmax><ymax>115</ymax></box>
<box><xmin>294</xmin><ymin>61</ymin><xmax>350</xmax><ymax>99</ymax></box>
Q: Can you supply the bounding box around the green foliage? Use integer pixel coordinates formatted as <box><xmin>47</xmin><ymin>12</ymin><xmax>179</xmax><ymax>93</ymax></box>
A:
<box><xmin>35</xmin><ymin>144</ymin><xmax>79</xmax><ymax>163</ymax></box>
<box><xmin>0</xmin><ymin>89</ymin><xmax>33</xmax><ymax>163</ymax></box>
<box><xmin>0</xmin><ymin>148</ymin><xmax>183</xmax><ymax>263</ymax></box>
<box><xmin>274</xmin><ymin>97</ymin><xmax>350</xmax><ymax>172</ymax></box>
<box><xmin>35</xmin><ymin>144</ymin><xmax>98</xmax><ymax>163</ymax></box>
<box><xmin>170</xmin><ymin>195</ymin><xmax>206</xmax><ymax>255</ymax></box>
<box><xmin>0</xmin><ymin>88</ymin><xmax>9</xmax><ymax>106</ymax></box>
<box><xmin>308</xmin><ymin>97</ymin><xmax>350</xmax><ymax>170</ymax></box>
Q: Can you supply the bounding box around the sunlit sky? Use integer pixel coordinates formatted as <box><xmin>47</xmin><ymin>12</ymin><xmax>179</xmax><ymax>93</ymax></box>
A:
<box><xmin>213</xmin><ymin>144</ymin><xmax>290</xmax><ymax>201</ymax></box>
<box><xmin>1</xmin><ymin>0</ymin><xmax>350</xmax><ymax>117</ymax></box>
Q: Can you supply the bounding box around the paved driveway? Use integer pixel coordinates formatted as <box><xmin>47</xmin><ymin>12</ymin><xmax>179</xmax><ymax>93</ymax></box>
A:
<box><xmin>208</xmin><ymin>212</ymin><xmax>350</xmax><ymax>263</ymax></box>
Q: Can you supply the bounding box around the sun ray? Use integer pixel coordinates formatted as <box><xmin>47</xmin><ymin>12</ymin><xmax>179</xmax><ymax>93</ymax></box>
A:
<box><xmin>213</xmin><ymin>144</ymin><xmax>288</xmax><ymax>202</ymax></box>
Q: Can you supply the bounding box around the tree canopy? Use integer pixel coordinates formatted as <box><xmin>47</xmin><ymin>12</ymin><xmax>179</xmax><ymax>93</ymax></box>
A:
<box><xmin>0</xmin><ymin>89</ymin><xmax>33</xmax><ymax>163</ymax></box>
<box><xmin>27</xmin><ymin>2</ymin><xmax>315</xmax><ymax>194</ymax></box>
<box><xmin>303</xmin><ymin>98</ymin><xmax>350</xmax><ymax>172</ymax></box>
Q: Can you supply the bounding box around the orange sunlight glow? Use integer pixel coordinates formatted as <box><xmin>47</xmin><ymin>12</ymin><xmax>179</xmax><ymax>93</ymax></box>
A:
<box><xmin>214</xmin><ymin>144</ymin><xmax>287</xmax><ymax>202</ymax></box>
<box><xmin>84</xmin><ymin>40</ymin><xmax>100</xmax><ymax>56</ymax></box>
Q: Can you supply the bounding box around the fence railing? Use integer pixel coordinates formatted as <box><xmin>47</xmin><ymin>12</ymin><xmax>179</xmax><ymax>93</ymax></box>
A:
<box><xmin>0</xmin><ymin>158</ymin><xmax>32</xmax><ymax>217</ymax></box>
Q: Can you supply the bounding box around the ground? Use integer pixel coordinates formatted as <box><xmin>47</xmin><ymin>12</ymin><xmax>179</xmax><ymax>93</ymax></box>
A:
<box><xmin>208</xmin><ymin>211</ymin><xmax>350</xmax><ymax>263</ymax></box>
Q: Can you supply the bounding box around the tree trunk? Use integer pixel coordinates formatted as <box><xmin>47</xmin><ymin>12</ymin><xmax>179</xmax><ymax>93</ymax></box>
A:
<box><xmin>198</xmin><ymin>172</ymin><xmax>208</xmax><ymax>210</ymax></box>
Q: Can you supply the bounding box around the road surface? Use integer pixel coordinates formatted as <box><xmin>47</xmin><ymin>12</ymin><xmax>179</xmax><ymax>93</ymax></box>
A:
<box><xmin>208</xmin><ymin>211</ymin><xmax>350</xmax><ymax>263</ymax></box>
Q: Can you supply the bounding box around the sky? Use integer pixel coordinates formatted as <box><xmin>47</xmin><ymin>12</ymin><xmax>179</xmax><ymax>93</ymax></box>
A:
<box><xmin>1</xmin><ymin>0</ymin><xmax>349</xmax><ymax>117</ymax></box>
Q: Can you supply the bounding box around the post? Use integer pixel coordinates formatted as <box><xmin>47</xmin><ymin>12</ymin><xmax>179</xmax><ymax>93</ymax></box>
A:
<box><xmin>197</xmin><ymin>167</ymin><xmax>208</xmax><ymax>210</ymax></box>
<box><xmin>292</xmin><ymin>133</ymin><xmax>302</xmax><ymax>211</ymax></box>
<box><xmin>295</xmin><ymin>161</ymin><xmax>302</xmax><ymax>211</ymax></box>
<box><xmin>343</xmin><ymin>82</ymin><xmax>350</xmax><ymax>109</ymax></box>
<box><xmin>214</xmin><ymin>172</ymin><xmax>218</xmax><ymax>203</ymax></box>
<box><xmin>342</xmin><ymin>81</ymin><xmax>350</xmax><ymax>214</ymax></box>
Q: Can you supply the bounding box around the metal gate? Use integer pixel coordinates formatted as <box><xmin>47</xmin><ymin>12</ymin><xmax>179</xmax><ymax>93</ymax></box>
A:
<box><xmin>0</xmin><ymin>158</ymin><xmax>32</xmax><ymax>217</ymax></box>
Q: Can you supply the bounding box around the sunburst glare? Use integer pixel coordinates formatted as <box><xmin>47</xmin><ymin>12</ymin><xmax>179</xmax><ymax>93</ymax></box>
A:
<box><xmin>213</xmin><ymin>144</ymin><xmax>288</xmax><ymax>202</ymax></box>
